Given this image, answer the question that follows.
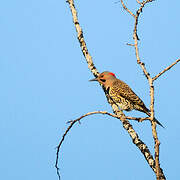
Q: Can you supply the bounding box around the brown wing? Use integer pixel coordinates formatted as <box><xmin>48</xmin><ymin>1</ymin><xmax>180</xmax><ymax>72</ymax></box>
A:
<box><xmin>111</xmin><ymin>79</ymin><xmax>149</xmax><ymax>113</ymax></box>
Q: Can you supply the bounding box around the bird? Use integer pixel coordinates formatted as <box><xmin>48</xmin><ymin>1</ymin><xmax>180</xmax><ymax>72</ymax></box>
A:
<box><xmin>89</xmin><ymin>71</ymin><xmax>164</xmax><ymax>127</ymax></box>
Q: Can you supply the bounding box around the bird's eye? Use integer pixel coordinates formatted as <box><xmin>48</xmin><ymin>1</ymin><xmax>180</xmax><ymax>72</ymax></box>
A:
<box><xmin>100</xmin><ymin>79</ymin><xmax>106</xmax><ymax>82</ymax></box>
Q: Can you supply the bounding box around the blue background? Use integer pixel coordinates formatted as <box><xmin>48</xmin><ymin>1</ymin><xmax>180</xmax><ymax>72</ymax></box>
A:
<box><xmin>0</xmin><ymin>0</ymin><xmax>180</xmax><ymax>179</ymax></box>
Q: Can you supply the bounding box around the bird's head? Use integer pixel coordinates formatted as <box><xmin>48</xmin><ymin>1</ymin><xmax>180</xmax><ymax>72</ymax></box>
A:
<box><xmin>89</xmin><ymin>71</ymin><xmax>116</xmax><ymax>86</ymax></box>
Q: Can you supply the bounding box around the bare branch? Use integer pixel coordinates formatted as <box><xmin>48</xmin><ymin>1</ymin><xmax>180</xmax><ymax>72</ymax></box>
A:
<box><xmin>120</xmin><ymin>0</ymin><xmax>135</xmax><ymax>17</ymax></box>
<box><xmin>55</xmin><ymin>118</ymin><xmax>76</xmax><ymax>180</ymax></box>
<box><xmin>153</xmin><ymin>58</ymin><xmax>180</xmax><ymax>81</ymax></box>
<box><xmin>136</xmin><ymin>0</ymin><xmax>142</xmax><ymax>4</ymax></box>
<box><xmin>133</xmin><ymin>1</ymin><xmax>155</xmax><ymax>80</ymax></box>
<box><xmin>55</xmin><ymin>110</ymin><xmax>157</xmax><ymax>178</ymax></box>
<box><xmin>66</xmin><ymin>0</ymin><xmax>99</xmax><ymax>78</ymax></box>
<box><xmin>126</xmin><ymin>116</ymin><xmax>150</xmax><ymax>122</ymax></box>
<box><xmin>126</xmin><ymin>43</ymin><xmax>135</xmax><ymax>46</ymax></box>
<box><xmin>66</xmin><ymin>111</ymin><xmax>151</xmax><ymax>123</ymax></box>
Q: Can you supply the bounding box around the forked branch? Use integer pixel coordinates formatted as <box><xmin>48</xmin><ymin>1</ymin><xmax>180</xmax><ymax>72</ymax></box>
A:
<box><xmin>120</xmin><ymin>0</ymin><xmax>135</xmax><ymax>17</ymax></box>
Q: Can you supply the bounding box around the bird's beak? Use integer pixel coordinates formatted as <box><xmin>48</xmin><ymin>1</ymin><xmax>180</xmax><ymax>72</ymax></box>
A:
<box><xmin>89</xmin><ymin>77</ymin><xmax>98</xmax><ymax>82</ymax></box>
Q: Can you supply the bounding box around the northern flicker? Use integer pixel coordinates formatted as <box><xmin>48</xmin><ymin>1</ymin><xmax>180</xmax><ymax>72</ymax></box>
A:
<box><xmin>90</xmin><ymin>71</ymin><xmax>163</xmax><ymax>127</ymax></box>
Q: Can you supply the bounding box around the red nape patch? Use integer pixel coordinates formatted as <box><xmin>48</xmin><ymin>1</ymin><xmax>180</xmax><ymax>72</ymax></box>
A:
<box><xmin>109</xmin><ymin>72</ymin><xmax>116</xmax><ymax>77</ymax></box>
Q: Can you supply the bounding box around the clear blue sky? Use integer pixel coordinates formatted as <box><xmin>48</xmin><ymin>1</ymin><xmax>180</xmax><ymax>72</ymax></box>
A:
<box><xmin>0</xmin><ymin>0</ymin><xmax>180</xmax><ymax>180</ymax></box>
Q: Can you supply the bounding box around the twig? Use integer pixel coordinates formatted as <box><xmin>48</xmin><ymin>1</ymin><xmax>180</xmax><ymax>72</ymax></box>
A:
<box><xmin>153</xmin><ymin>58</ymin><xmax>180</xmax><ymax>81</ymax></box>
<box><xmin>120</xmin><ymin>0</ymin><xmax>135</xmax><ymax>17</ymax></box>
<box><xmin>55</xmin><ymin>119</ymin><xmax>76</xmax><ymax>180</ymax></box>
<box><xmin>136</xmin><ymin>0</ymin><xmax>142</xmax><ymax>4</ymax></box>
<box><xmin>66</xmin><ymin>111</ymin><xmax>151</xmax><ymax>123</ymax></box>
<box><xmin>126</xmin><ymin>116</ymin><xmax>150</xmax><ymax>122</ymax></box>
<box><xmin>126</xmin><ymin>43</ymin><xmax>135</xmax><ymax>46</ymax></box>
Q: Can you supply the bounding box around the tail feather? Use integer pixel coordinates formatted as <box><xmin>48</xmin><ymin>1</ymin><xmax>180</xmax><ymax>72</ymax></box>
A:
<box><xmin>145</xmin><ymin>111</ymin><xmax>164</xmax><ymax>128</ymax></box>
<box><xmin>154</xmin><ymin>118</ymin><xmax>164</xmax><ymax>128</ymax></box>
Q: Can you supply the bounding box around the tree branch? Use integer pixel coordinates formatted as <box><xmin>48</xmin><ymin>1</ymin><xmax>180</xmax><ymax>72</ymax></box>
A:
<box><xmin>66</xmin><ymin>0</ymin><xmax>99</xmax><ymax>78</ymax></box>
<box><xmin>153</xmin><ymin>58</ymin><xmax>180</xmax><ymax>81</ymax></box>
<box><xmin>136</xmin><ymin>0</ymin><xmax>142</xmax><ymax>4</ymax></box>
<box><xmin>120</xmin><ymin>0</ymin><xmax>135</xmax><ymax>17</ymax></box>
<box><xmin>56</xmin><ymin>110</ymin><xmax>151</xmax><ymax>173</ymax></box>
<box><xmin>55</xmin><ymin>110</ymin><xmax>156</xmax><ymax>178</ymax></box>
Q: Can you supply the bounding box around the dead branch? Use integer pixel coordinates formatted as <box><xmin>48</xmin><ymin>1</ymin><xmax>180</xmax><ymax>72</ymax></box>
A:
<box><xmin>120</xmin><ymin>0</ymin><xmax>135</xmax><ymax>17</ymax></box>
<box><xmin>66</xmin><ymin>111</ymin><xmax>151</xmax><ymax>123</ymax></box>
<box><xmin>56</xmin><ymin>110</ymin><xmax>151</xmax><ymax>164</ymax></box>
<box><xmin>126</xmin><ymin>43</ymin><xmax>135</xmax><ymax>46</ymax></box>
<box><xmin>55</xmin><ymin>119</ymin><xmax>76</xmax><ymax>180</ymax></box>
<box><xmin>66</xmin><ymin>0</ymin><xmax>99</xmax><ymax>78</ymax></box>
<box><xmin>55</xmin><ymin>110</ymin><xmax>155</xmax><ymax>179</ymax></box>
<box><xmin>136</xmin><ymin>0</ymin><xmax>142</xmax><ymax>4</ymax></box>
<box><xmin>153</xmin><ymin>58</ymin><xmax>180</xmax><ymax>81</ymax></box>
<box><xmin>126</xmin><ymin>116</ymin><xmax>150</xmax><ymax>122</ymax></box>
